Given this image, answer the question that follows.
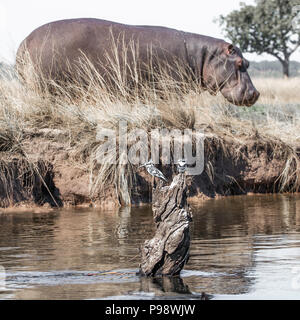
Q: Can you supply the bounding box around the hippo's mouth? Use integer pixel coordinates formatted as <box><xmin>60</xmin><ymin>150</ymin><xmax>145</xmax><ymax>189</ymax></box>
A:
<box><xmin>220</xmin><ymin>85</ymin><xmax>260</xmax><ymax>107</ymax></box>
<box><xmin>223</xmin><ymin>94</ymin><xmax>259</xmax><ymax>106</ymax></box>
<box><xmin>226</xmin><ymin>96</ymin><xmax>259</xmax><ymax>107</ymax></box>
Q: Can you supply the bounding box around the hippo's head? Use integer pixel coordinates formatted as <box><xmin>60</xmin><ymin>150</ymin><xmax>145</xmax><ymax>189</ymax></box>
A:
<box><xmin>202</xmin><ymin>42</ymin><xmax>260</xmax><ymax>106</ymax></box>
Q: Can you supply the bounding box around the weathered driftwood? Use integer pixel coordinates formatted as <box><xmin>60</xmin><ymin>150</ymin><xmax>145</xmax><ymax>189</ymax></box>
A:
<box><xmin>139</xmin><ymin>173</ymin><xmax>192</xmax><ymax>276</ymax></box>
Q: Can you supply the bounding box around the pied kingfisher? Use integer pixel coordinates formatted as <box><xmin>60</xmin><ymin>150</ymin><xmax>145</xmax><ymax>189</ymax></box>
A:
<box><xmin>177</xmin><ymin>159</ymin><xmax>187</xmax><ymax>173</ymax></box>
<box><xmin>139</xmin><ymin>160</ymin><xmax>168</xmax><ymax>182</ymax></box>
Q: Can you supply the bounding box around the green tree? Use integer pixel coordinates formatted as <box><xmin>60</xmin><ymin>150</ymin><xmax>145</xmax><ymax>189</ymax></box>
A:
<box><xmin>218</xmin><ymin>0</ymin><xmax>300</xmax><ymax>77</ymax></box>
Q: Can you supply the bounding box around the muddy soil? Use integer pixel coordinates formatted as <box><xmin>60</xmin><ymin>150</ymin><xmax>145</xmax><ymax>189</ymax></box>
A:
<box><xmin>0</xmin><ymin>129</ymin><xmax>299</xmax><ymax>208</ymax></box>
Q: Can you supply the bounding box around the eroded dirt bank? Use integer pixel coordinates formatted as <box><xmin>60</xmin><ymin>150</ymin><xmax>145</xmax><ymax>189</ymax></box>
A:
<box><xmin>0</xmin><ymin>128</ymin><xmax>299</xmax><ymax>209</ymax></box>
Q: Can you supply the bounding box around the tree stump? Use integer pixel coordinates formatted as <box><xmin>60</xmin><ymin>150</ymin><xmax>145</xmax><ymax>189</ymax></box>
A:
<box><xmin>139</xmin><ymin>173</ymin><xmax>192</xmax><ymax>276</ymax></box>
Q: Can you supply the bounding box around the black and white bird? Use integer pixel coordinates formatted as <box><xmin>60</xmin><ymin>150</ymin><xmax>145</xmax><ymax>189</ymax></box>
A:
<box><xmin>177</xmin><ymin>159</ymin><xmax>187</xmax><ymax>173</ymax></box>
<box><xmin>139</xmin><ymin>159</ymin><xmax>168</xmax><ymax>182</ymax></box>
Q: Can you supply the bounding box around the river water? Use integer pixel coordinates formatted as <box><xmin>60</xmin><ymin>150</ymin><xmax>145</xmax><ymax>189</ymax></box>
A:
<box><xmin>0</xmin><ymin>194</ymin><xmax>300</xmax><ymax>300</ymax></box>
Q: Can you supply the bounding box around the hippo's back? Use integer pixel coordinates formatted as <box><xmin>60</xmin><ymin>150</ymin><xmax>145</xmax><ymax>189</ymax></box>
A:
<box><xmin>16</xmin><ymin>18</ymin><xmax>188</xmax><ymax>83</ymax></box>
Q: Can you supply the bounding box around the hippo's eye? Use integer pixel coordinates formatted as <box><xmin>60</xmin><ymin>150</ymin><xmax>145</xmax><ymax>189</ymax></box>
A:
<box><xmin>226</xmin><ymin>44</ymin><xmax>236</xmax><ymax>56</ymax></box>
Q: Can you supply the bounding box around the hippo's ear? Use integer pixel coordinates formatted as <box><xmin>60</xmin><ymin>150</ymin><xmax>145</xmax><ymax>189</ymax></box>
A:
<box><xmin>225</xmin><ymin>44</ymin><xmax>236</xmax><ymax>55</ymax></box>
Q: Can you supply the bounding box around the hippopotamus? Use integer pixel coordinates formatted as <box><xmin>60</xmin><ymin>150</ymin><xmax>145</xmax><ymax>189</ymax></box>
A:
<box><xmin>16</xmin><ymin>18</ymin><xmax>259</xmax><ymax>106</ymax></box>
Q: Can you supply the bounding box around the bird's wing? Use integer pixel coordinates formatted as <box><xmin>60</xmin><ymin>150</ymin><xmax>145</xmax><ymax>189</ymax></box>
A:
<box><xmin>153</xmin><ymin>168</ymin><xmax>168</xmax><ymax>181</ymax></box>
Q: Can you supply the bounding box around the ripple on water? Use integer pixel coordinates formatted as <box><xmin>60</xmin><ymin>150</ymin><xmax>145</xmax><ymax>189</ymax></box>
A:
<box><xmin>5</xmin><ymin>269</ymin><xmax>139</xmax><ymax>289</ymax></box>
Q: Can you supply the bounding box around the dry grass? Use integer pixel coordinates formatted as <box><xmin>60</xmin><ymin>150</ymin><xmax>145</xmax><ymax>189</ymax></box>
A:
<box><xmin>254</xmin><ymin>77</ymin><xmax>300</xmax><ymax>105</ymax></box>
<box><xmin>0</xmin><ymin>51</ymin><xmax>300</xmax><ymax>205</ymax></box>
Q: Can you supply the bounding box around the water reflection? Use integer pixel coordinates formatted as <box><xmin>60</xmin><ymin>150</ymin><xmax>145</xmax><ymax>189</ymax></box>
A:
<box><xmin>0</xmin><ymin>194</ymin><xmax>299</xmax><ymax>299</ymax></box>
<box><xmin>188</xmin><ymin>194</ymin><xmax>300</xmax><ymax>298</ymax></box>
<box><xmin>139</xmin><ymin>276</ymin><xmax>190</xmax><ymax>295</ymax></box>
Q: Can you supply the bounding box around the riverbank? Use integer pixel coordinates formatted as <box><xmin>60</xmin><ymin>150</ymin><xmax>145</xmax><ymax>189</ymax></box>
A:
<box><xmin>0</xmin><ymin>74</ymin><xmax>299</xmax><ymax>209</ymax></box>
